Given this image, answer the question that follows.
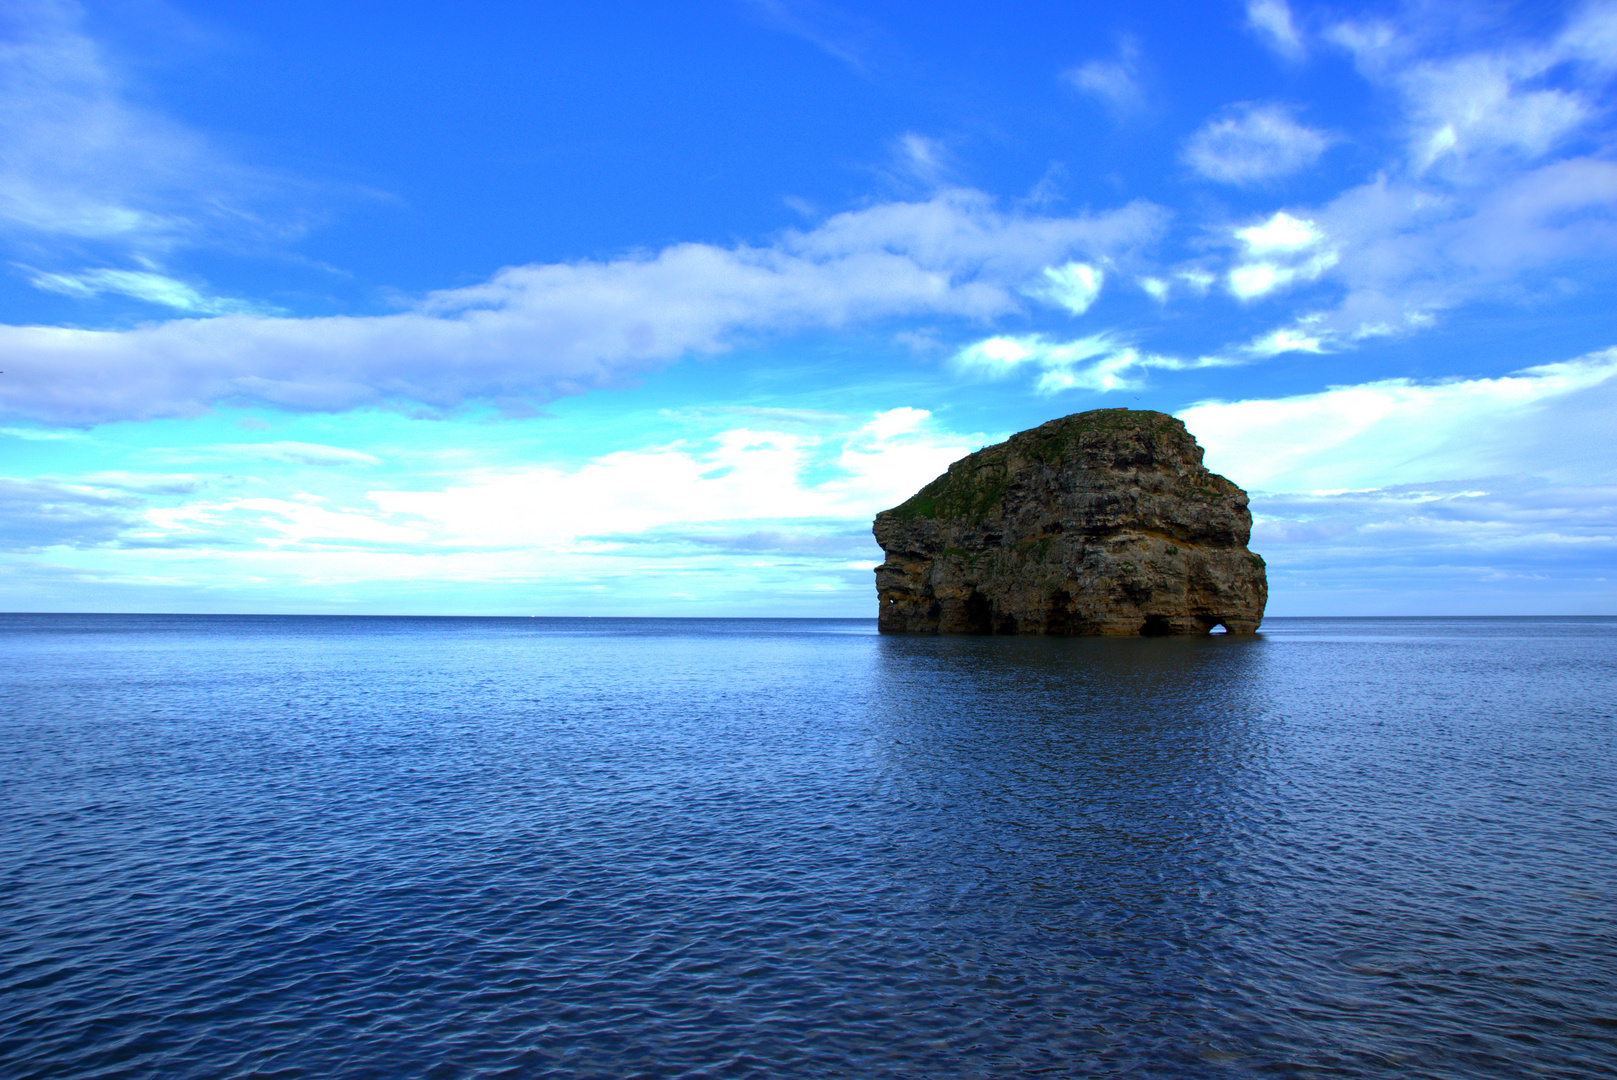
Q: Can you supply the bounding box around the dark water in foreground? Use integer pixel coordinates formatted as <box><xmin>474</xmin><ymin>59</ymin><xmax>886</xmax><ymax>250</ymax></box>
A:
<box><xmin>1</xmin><ymin>616</ymin><xmax>1613</xmax><ymax>1079</ymax></box>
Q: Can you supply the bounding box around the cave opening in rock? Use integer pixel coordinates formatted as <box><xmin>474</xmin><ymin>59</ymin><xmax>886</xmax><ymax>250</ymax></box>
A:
<box><xmin>963</xmin><ymin>590</ymin><xmax>993</xmax><ymax>634</ymax></box>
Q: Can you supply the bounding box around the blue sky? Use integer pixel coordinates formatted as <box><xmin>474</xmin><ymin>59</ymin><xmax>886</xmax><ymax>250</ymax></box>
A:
<box><xmin>2</xmin><ymin>0</ymin><xmax>1614</xmax><ymax>616</ymax></box>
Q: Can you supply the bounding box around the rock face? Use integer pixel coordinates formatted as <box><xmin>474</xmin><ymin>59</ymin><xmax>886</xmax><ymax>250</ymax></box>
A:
<box><xmin>873</xmin><ymin>409</ymin><xmax>1266</xmax><ymax>635</ymax></box>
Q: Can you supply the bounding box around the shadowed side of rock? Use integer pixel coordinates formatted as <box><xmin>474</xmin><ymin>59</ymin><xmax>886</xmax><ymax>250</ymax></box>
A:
<box><xmin>872</xmin><ymin>409</ymin><xmax>1267</xmax><ymax>635</ymax></box>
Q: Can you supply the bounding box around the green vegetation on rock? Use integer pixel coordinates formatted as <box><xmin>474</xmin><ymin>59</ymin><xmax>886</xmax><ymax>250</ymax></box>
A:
<box><xmin>891</xmin><ymin>469</ymin><xmax>1007</xmax><ymax>525</ymax></box>
<box><xmin>884</xmin><ymin>409</ymin><xmax>1185</xmax><ymax>524</ymax></box>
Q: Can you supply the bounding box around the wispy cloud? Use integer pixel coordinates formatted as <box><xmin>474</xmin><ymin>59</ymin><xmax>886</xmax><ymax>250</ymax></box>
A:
<box><xmin>1244</xmin><ymin>324</ymin><xmax>1328</xmax><ymax>357</ymax></box>
<box><xmin>0</xmin><ymin>476</ymin><xmax>142</xmax><ymax>551</ymax></box>
<box><xmin>0</xmin><ymin>425</ymin><xmax>88</xmax><ymax>441</ymax></box>
<box><xmin>142</xmin><ymin>495</ymin><xmax>425</xmax><ymax>551</ymax></box>
<box><xmin>0</xmin><ymin>190</ymin><xmax>1168</xmax><ymax>425</ymax></box>
<box><xmin>1254</xmin><ymin>477</ymin><xmax>1617</xmax><ymax>616</ymax></box>
<box><xmin>1170</xmin><ymin>6</ymin><xmax>1617</xmax><ymax>343</ymax></box>
<box><xmin>198</xmin><ymin>442</ymin><xmax>384</xmax><ymax>468</ymax></box>
<box><xmin>737</xmin><ymin>0</ymin><xmax>874</xmax><ymax>69</ymax></box>
<box><xmin>589</xmin><ymin>524</ymin><xmax>873</xmax><ymax>560</ymax></box>
<box><xmin>1182</xmin><ymin>346</ymin><xmax>1617</xmax><ymax>491</ymax></box>
<box><xmin>0</xmin><ymin>0</ymin><xmax>299</xmax><ymax>254</ymax></box>
<box><xmin>659</xmin><ymin>405</ymin><xmax>851</xmax><ymax>429</ymax></box>
<box><xmin>1304</xmin><ymin>156</ymin><xmax>1617</xmax><ymax>339</ymax></box>
<box><xmin>1328</xmin><ymin>12</ymin><xmax>1603</xmax><ymax>177</ymax></box>
<box><xmin>1063</xmin><ymin>37</ymin><xmax>1146</xmax><ymax>116</ymax></box>
<box><xmin>76</xmin><ymin>471</ymin><xmax>209</xmax><ymax>495</ymax></box>
<box><xmin>92</xmin><ymin>408</ymin><xmax>984</xmax><ymax>564</ymax></box>
<box><xmin>22</xmin><ymin>266</ymin><xmax>266</xmax><ymax>314</ymax></box>
<box><xmin>1245</xmin><ymin>0</ymin><xmax>1305</xmax><ymax>62</ymax></box>
<box><xmin>1183</xmin><ymin>103</ymin><xmax>1330</xmax><ymax>184</ymax></box>
<box><xmin>891</xmin><ymin>132</ymin><xmax>953</xmax><ymax>187</ymax></box>
<box><xmin>1183</xmin><ymin>346</ymin><xmax>1617</xmax><ymax>615</ymax></box>
<box><xmin>952</xmin><ymin>333</ymin><xmax>1233</xmax><ymax>393</ymax></box>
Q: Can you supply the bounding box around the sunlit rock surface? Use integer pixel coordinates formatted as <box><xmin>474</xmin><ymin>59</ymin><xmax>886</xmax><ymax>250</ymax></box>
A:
<box><xmin>873</xmin><ymin>409</ymin><xmax>1267</xmax><ymax>635</ymax></box>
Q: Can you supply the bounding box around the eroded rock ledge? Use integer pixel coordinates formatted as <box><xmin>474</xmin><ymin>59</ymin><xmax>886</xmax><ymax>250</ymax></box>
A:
<box><xmin>872</xmin><ymin>409</ymin><xmax>1266</xmax><ymax>635</ymax></box>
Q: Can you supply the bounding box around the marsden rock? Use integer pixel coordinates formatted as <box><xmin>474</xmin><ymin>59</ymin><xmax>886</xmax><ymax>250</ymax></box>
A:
<box><xmin>872</xmin><ymin>409</ymin><xmax>1266</xmax><ymax>635</ymax></box>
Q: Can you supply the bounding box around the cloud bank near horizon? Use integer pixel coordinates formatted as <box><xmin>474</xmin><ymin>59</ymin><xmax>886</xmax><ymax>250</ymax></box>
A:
<box><xmin>1189</xmin><ymin>349</ymin><xmax>1617</xmax><ymax>614</ymax></box>
<box><xmin>3</xmin><ymin>351</ymin><xmax>1612</xmax><ymax>615</ymax></box>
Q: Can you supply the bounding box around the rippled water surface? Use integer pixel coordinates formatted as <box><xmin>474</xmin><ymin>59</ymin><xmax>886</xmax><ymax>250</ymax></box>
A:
<box><xmin>2</xmin><ymin>615</ymin><xmax>1614</xmax><ymax>1078</ymax></box>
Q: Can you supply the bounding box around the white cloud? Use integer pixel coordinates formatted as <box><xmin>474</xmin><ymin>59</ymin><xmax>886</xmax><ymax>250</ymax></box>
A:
<box><xmin>952</xmin><ymin>333</ymin><xmax>1234</xmax><ymax>393</ymax></box>
<box><xmin>1227</xmin><ymin>211</ymin><xmax>1338</xmax><ymax>299</ymax></box>
<box><xmin>1027</xmin><ymin>261</ymin><xmax>1104</xmax><ymax>314</ymax></box>
<box><xmin>1236</xmin><ymin>211</ymin><xmax>1325</xmax><ymax>254</ymax></box>
<box><xmin>144</xmin><ymin>495</ymin><xmax>425</xmax><ymax>550</ymax></box>
<box><xmin>0</xmin><ymin>189</ymin><xmax>1167</xmax><ymax>425</ymax></box>
<box><xmin>1180</xmin><ymin>347</ymin><xmax>1617</xmax><ymax>616</ymax></box>
<box><xmin>1226</xmin><ymin>264</ymin><xmax>1277</xmax><ymax>299</ymax></box>
<box><xmin>1181</xmin><ymin>346</ymin><xmax>1617</xmax><ymax>491</ymax></box>
<box><xmin>1245</xmin><ymin>325</ymin><xmax>1327</xmax><ymax>356</ymax></box>
<box><xmin>23</xmin><ymin>267</ymin><xmax>263</xmax><ymax>314</ymax></box>
<box><xmin>660</xmin><ymin>405</ymin><xmax>851</xmax><ymax>429</ymax></box>
<box><xmin>1063</xmin><ymin>37</ymin><xmax>1145</xmax><ymax>116</ymax></box>
<box><xmin>367</xmin><ymin>410</ymin><xmax>977</xmax><ymax>549</ymax></box>
<box><xmin>1183</xmin><ymin>103</ymin><xmax>1330</xmax><ymax>184</ymax></box>
<box><xmin>1226</xmin><ymin>256</ymin><xmax>1339</xmax><ymax>300</ymax></box>
<box><xmin>1246</xmin><ymin>0</ymin><xmax>1305</xmax><ymax>61</ymax></box>
<box><xmin>122</xmin><ymin>409</ymin><xmax>980</xmax><ymax>561</ymax></box>
<box><xmin>1</xmin><ymin>410</ymin><xmax>988</xmax><ymax>594</ymax></box>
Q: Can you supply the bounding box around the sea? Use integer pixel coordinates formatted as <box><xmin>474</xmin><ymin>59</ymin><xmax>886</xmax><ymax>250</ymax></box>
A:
<box><xmin>1</xmin><ymin>614</ymin><xmax>1613</xmax><ymax>1079</ymax></box>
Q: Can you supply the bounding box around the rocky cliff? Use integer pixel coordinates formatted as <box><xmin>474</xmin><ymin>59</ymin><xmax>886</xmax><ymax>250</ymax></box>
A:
<box><xmin>872</xmin><ymin>409</ymin><xmax>1266</xmax><ymax>635</ymax></box>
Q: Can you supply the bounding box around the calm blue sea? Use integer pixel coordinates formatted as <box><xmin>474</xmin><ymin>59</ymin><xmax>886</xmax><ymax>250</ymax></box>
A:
<box><xmin>2</xmin><ymin>614</ymin><xmax>1614</xmax><ymax>1079</ymax></box>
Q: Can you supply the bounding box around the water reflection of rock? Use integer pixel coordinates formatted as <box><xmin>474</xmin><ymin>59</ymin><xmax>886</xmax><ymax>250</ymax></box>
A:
<box><xmin>866</xmin><ymin>633</ymin><xmax>1282</xmax><ymax>1066</ymax></box>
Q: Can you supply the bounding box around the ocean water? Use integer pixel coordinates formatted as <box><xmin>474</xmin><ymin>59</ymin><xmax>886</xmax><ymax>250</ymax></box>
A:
<box><xmin>1</xmin><ymin>615</ymin><xmax>1613</xmax><ymax>1079</ymax></box>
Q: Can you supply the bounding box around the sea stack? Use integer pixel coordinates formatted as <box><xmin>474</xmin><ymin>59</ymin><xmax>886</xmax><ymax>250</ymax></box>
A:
<box><xmin>873</xmin><ymin>409</ymin><xmax>1266</xmax><ymax>635</ymax></box>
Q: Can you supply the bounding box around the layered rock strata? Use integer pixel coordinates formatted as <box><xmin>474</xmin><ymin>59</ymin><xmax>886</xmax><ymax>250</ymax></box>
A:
<box><xmin>873</xmin><ymin>409</ymin><xmax>1266</xmax><ymax>635</ymax></box>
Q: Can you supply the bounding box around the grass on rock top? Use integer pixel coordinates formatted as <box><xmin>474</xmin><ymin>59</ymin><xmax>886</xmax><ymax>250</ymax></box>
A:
<box><xmin>883</xmin><ymin>409</ymin><xmax>1188</xmax><ymax>524</ymax></box>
